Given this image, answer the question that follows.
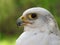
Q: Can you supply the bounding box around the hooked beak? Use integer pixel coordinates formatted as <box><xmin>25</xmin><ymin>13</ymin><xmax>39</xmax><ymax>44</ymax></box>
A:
<box><xmin>17</xmin><ymin>18</ymin><xmax>23</xmax><ymax>26</ymax></box>
<box><xmin>17</xmin><ymin>16</ymin><xmax>32</xmax><ymax>26</ymax></box>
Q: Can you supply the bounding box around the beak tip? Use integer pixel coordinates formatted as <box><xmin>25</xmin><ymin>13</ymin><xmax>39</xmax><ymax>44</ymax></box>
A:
<box><xmin>17</xmin><ymin>22</ymin><xmax>21</xmax><ymax>26</ymax></box>
<box><xmin>16</xmin><ymin>18</ymin><xmax>22</xmax><ymax>26</ymax></box>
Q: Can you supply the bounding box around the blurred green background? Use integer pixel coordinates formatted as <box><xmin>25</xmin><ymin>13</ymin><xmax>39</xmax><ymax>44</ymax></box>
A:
<box><xmin>0</xmin><ymin>0</ymin><xmax>60</xmax><ymax>45</ymax></box>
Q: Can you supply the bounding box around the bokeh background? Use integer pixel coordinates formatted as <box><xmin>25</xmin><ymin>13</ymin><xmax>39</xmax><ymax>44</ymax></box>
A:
<box><xmin>0</xmin><ymin>0</ymin><xmax>60</xmax><ymax>45</ymax></box>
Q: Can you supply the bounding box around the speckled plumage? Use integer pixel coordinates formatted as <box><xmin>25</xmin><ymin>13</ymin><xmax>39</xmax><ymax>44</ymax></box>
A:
<box><xmin>16</xmin><ymin>7</ymin><xmax>60</xmax><ymax>45</ymax></box>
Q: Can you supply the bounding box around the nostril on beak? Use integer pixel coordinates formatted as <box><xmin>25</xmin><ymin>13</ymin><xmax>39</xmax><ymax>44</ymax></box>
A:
<box><xmin>17</xmin><ymin>18</ymin><xmax>23</xmax><ymax>26</ymax></box>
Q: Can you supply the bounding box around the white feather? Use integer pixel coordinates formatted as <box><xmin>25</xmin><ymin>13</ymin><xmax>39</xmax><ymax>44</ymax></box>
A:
<box><xmin>16</xmin><ymin>7</ymin><xmax>60</xmax><ymax>45</ymax></box>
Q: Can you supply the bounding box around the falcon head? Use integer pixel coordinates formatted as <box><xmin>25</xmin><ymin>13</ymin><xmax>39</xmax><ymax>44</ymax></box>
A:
<box><xmin>17</xmin><ymin>7</ymin><xmax>59</xmax><ymax>33</ymax></box>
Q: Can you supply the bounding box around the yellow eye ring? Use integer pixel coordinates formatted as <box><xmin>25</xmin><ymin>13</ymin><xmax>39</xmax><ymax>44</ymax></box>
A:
<box><xmin>28</xmin><ymin>13</ymin><xmax>37</xmax><ymax>19</ymax></box>
<box><xmin>28</xmin><ymin>14</ymin><xmax>33</xmax><ymax>19</ymax></box>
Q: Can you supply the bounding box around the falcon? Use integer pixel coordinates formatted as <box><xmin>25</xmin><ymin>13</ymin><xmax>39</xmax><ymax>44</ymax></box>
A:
<box><xmin>16</xmin><ymin>7</ymin><xmax>60</xmax><ymax>45</ymax></box>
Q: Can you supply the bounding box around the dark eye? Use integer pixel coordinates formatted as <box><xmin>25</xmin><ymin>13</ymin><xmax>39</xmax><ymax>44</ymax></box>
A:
<box><xmin>31</xmin><ymin>13</ymin><xmax>37</xmax><ymax>18</ymax></box>
<box><xmin>28</xmin><ymin>13</ymin><xmax>37</xmax><ymax>19</ymax></box>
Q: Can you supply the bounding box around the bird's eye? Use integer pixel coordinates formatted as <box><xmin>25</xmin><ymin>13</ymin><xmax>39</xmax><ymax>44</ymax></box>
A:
<box><xmin>28</xmin><ymin>13</ymin><xmax>37</xmax><ymax>19</ymax></box>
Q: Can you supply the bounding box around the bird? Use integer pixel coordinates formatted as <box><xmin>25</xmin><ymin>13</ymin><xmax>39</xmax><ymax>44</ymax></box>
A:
<box><xmin>16</xmin><ymin>7</ymin><xmax>60</xmax><ymax>45</ymax></box>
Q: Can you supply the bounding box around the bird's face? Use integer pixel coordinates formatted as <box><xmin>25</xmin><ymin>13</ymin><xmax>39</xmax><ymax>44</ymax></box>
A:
<box><xmin>17</xmin><ymin>13</ymin><xmax>40</xmax><ymax>28</ymax></box>
<box><xmin>17</xmin><ymin>7</ymin><xmax>59</xmax><ymax>34</ymax></box>
<box><xmin>17</xmin><ymin>7</ymin><xmax>55</xmax><ymax>28</ymax></box>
